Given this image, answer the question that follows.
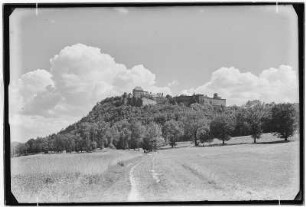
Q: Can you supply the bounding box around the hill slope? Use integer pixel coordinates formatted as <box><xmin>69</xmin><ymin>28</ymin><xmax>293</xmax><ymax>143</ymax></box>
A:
<box><xmin>12</xmin><ymin>94</ymin><xmax>218</xmax><ymax>155</ymax></box>
<box><xmin>11</xmin><ymin>94</ymin><xmax>298</xmax><ymax>156</ymax></box>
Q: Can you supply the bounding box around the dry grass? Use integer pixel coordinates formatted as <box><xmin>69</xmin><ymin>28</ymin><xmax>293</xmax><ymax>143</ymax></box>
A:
<box><xmin>11</xmin><ymin>149</ymin><xmax>142</xmax><ymax>203</ymax></box>
<box><xmin>161</xmin><ymin>132</ymin><xmax>299</xmax><ymax>149</ymax></box>
<box><xmin>11</xmin><ymin>133</ymin><xmax>300</xmax><ymax>202</ymax></box>
<box><xmin>149</xmin><ymin>133</ymin><xmax>300</xmax><ymax>201</ymax></box>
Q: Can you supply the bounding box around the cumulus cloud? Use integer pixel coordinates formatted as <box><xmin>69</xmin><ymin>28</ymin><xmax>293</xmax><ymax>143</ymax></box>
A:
<box><xmin>9</xmin><ymin>43</ymin><xmax>298</xmax><ymax>142</ymax></box>
<box><xmin>9</xmin><ymin>69</ymin><xmax>55</xmax><ymax>115</ymax></box>
<box><xmin>10</xmin><ymin>44</ymin><xmax>171</xmax><ymax>141</ymax></box>
<box><xmin>113</xmin><ymin>65</ymin><xmax>156</xmax><ymax>91</ymax></box>
<box><xmin>182</xmin><ymin>65</ymin><xmax>299</xmax><ymax>106</ymax></box>
<box><xmin>11</xmin><ymin>44</ymin><xmax>171</xmax><ymax>116</ymax></box>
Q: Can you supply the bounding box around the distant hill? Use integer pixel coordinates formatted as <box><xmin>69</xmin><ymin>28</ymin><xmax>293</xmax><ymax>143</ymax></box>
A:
<box><xmin>11</xmin><ymin>94</ymin><xmax>220</xmax><ymax>156</ymax></box>
<box><xmin>58</xmin><ymin>94</ymin><xmax>218</xmax><ymax>144</ymax></box>
<box><xmin>10</xmin><ymin>93</ymin><xmax>299</xmax><ymax>157</ymax></box>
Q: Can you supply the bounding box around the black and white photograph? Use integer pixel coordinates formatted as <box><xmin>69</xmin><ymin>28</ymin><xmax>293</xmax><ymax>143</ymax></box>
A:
<box><xmin>4</xmin><ymin>2</ymin><xmax>303</xmax><ymax>204</ymax></box>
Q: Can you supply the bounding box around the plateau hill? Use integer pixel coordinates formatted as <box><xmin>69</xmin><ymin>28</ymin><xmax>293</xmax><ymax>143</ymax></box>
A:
<box><xmin>11</xmin><ymin>91</ymin><xmax>298</xmax><ymax>156</ymax></box>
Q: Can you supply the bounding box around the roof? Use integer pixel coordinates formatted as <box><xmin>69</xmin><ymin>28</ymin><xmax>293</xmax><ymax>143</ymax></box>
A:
<box><xmin>133</xmin><ymin>86</ymin><xmax>144</xmax><ymax>91</ymax></box>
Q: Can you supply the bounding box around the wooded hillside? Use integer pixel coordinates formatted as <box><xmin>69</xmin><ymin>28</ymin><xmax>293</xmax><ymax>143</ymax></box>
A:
<box><xmin>11</xmin><ymin>93</ymin><xmax>299</xmax><ymax>156</ymax></box>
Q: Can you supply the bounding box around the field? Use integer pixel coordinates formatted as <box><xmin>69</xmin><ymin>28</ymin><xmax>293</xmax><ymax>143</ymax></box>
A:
<box><xmin>11</xmin><ymin>149</ymin><xmax>143</xmax><ymax>202</ymax></box>
<box><xmin>11</xmin><ymin>133</ymin><xmax>300</xmax><ymax>202</ymax></box>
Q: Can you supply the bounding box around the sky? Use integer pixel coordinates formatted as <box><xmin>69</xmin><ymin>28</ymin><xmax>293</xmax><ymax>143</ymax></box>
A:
<box><xmin>9</xmin><ymin>5</ymin><xmax>299</xmax><ymax>142</ymax></box>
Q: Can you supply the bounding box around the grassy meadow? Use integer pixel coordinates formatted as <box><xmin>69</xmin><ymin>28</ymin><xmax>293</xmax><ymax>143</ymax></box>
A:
<box><xmin>150</xmin><ymin>134</ymin><xmax>300</xmax><ymax>201</ymax></box>
<box><xmin>11</xmin><ymin>133</ymin><xmax>300</xmax><ymax>202</ymax></box>
<box><xmin>11</xmin><ymin>149</ymin><xmax>143</xmax><ymax>202</ymax></box>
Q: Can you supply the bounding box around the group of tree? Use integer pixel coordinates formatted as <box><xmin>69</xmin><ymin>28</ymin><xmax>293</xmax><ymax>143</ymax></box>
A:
<box><xmin>12</xmin><ymin>120</ymin><xmax>166</xmax><ymax>156</ymax></box>
<box><xmin>210</xmin><ymin>101</ymin><xmax>298</xmax><ymax>144</ymax></box>
<box><xmin>11</xmin><ymin>93</ymin><xmax>299</xmax><ymax>157</ymax></box>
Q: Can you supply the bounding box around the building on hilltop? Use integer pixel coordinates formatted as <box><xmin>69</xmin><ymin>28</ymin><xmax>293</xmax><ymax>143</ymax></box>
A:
<box><xmin>132</xmin><ymin>87</ymin><xmax>165</xmax><ymax>98</ymax></box>
<box><xmin>174</xmin><ymin>93</ymin><xmax>226</xmax><ymax>107</ymax></box>
<box><xmin>132</xmin><ymin>86</ymin><xmax>146</xmax><ymax>98</ymax></box>
<box><xmin>209</xmin><ymin>93</ymin><xmax>226</xmax><ymax>107</ymax></box>
<box><xmin>131</xmin><ymin>86</ymin><xmax>226</xmax><ymax>107</ymax></box>
<box><xmin>132</xmin><ymin>86</ymin><xmax>158</xmax><ymax>106</ymax></box>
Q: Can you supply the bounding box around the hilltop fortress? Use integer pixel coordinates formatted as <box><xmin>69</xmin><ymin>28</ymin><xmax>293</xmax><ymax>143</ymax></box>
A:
<box><xmin>130</xmin><ymin>86</ymin><xmax>226</xmax><ymax>107</ymax></box>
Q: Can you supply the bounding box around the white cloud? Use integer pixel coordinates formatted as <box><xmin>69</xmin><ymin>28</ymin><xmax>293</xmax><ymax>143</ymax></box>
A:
<box><xmin>10</xmin><ymin>114</ymin><xmax>78</xmax><ymax>142</ymax></box>
<box><xmin>10</xmin><ymin>43</ymin><xmax>298</xmax><ymax>142</ymax></box>
<box><xmin>113</xmin><ymin>64</ymin><xmax>156</xmax><ymax>91</ymax></box>
<box><xmin>9</xmin><ymin>69</ymin><xmax>55</xmax><ymax>115</ymax></box>
<box><xmin>48</xmin><ymin>44</ymin><xmax>169</xmax><ymax>111</ymax></box>
<box><xmin>14</xmin><ymin>69</ymin><xmax>54</xmax><ymax>97</ymax></box>
<box><xmin>182</xmin><ymin>65</ymin><xmax>299</xmax><ymax>106</ymax></box>
<box><xmin>10</xmin><ymin>43</ymin><xmax>171</xmax><ymax>141</ymax></box>
<box><xmin>167</xmin><ymin>80</ymin><xmax>179</xmax><ymax>87</ymax></box>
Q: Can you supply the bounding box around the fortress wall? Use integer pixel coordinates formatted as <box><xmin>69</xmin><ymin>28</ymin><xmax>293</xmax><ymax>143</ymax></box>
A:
<box><xmin>132</xmin><ymin>87</ymin><xmax>226</xmax><ymax>107</ymax></box>
<box><xmin>211</xmin><ymin>98</ymin><xmax>226</xmax><ymax>106</ymax></box>
<box><xmin>203</xmin><ymin>97</ymin><xmax>213</xmax><ymax>105</ymax></box>
<box><xmin>174</xmin><ymin>96</ymin><xmax>194</xmax><ymax>106</ymax></box>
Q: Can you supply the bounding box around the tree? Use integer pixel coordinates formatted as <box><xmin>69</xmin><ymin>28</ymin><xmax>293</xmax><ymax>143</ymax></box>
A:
<box><xmin>63</xmin><ymin>133</ymin><xmax>76</xmax><ymax>153</ymax></box>
<box><xmin>105</xmin><ymin>126</ymin><xmax>119</xmax><ymax>149</ymax></box>
<box><xmin>40</xmin><ymin>138</ymin><xmax>49</xmax><ymax>153</ymax></box>
<box><xmin>210</xmin><ymin>114</ymin><xmax>234</xmax><ymax>145</ymax></box>
<box><xmin>74</xmin><ymin>134</ymin><xmax>83</xmax><ymax>152</ymax></box>
<box><xmin>130</xmin><ymin>121</ymin><xmax>146</xmax><ymax>149</ymax></box>
<box><xmin>114</xmin><ymin>120</ymin><xmax>131</xmax><ymax>149</ymax></box>
<box><xmin>143</xmin><ymin>122</ymin><xmax>164</xmax><ymax>151</ymax></box>
<box><xmin>48</xmin><ymin>134</ymin><xmax>56</xmax><ymax>152</ymax></box>
<box><xmin>261</xmin><ymin>103</ymin><xmax>275</xmax><ymax>133</ymax></box>
<box><xmin>154</xmin><ymin>113</ymin><xmax>167</xmax><ymax>126</ymax></box>
<box><xmin>244</xmin><ymin>100</ymin><xmax>269</xmax><ymax>143</ymax></box>
<box><xmin>26</xmin><ymin>139</ymin><xmax>36</xmax><ymax>154</ymax></box>
<box><xmin>272</xmin><ymin>103</ymin><xmax>297</xmax><ymax>141</ymax></box>
<box><xmin>196</xmin><ymin>126</ymin><xmax>213</xmax><ymax>146</ymax></box>
<box><xmin>163</xmin><ymin>120</ymin><xmax>184</xmax><ymax>148</ymax></box>
<box><xmin>83</xmin><ymin>136</ymin><xmax>92</xmax><ymax>152</ymax></box>
<box><xmin>96</xmin><ymin>121</ymin><xmax>109</xmax><ymax>149</ymax></box>
<box><xmin>232</xmin><ymin>107</ymin><xmax>250</xmax><ymax>136</ymax></box>
<box><xmin>182</xmin><ymin>112</ymin><xmax>208</xmax><ymax>146</ymax></box>
<box><xmin>119</xmin><ymin>128</ymin><xmax>132</xmax><ymax>149</ymax></box>
<box><xmin>53</xmin><ymin>135</ymin><xmax>65</xmax><ymax>152</ymax></box>
<box><xmin>34</xmin><ymin>138</ymin><xmax>44</xmax><ymax>153</ymax></box>
<box><xmin>11</xmin><ymin>143</ymin><xmax>28</xmax><ymax>156</ymax></box>
<box><xmin>166</xmin><ymin>95</ymin><xmax>176</xmax><ymax>104</ymax></box>
<box><xmin>91</xmin><ymin>141</ymin><xmax>98</xmax><ymax>150</ymax></box>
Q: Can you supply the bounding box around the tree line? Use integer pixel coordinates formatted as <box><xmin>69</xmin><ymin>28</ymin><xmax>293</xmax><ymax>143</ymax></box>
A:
<box><xmin>11</xmin><ymin>94</ymin><xmax>299</xmax><ymax>157</ymax></box>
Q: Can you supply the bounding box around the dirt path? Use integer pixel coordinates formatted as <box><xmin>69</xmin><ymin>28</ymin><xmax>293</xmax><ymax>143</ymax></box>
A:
<box><xmin>125</xmin><ymin>141</ymin><xmax>299</xmax><ymax>201</ymax></box>
<box><xmin>127</xmin><ymin>161</ymin><xmax>143</xmax><ymax>201</ymax></box>
<box><xmin>12</xmin><ymin>141</ymin><xmax>299</xmax><ymax>202</ymax></box>
<box><xmin>126</xmin><ymin>152</ymin><xmax>221</xmax><ymax>201</ymax></box>
<box><xmin>11</xmin><ymin>137</ymin><xmax>299</xmax><ymax>202</ymax></box>
<box><xmin>127</xmin><ymin>153</ymin><xmax>163</xmax><ymax>201</ymax></box>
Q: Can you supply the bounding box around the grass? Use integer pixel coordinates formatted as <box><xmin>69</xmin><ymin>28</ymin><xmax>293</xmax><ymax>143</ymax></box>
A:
<box><xmin>147</xmin><ymin>133</ymin><xmax>300</xmax><ymax>201</ymax></box>
<box><xmin>11</xmin><ymin>133</ymin><xmax>300</xmax><ymax>202</ymax></box>
<box><xmin>161</xmin><ymin>132</ymin><xmax>299</xmax><ymax>149</ymax></box>
<box><xmin>11</xmin><ymin>149</ymin><xmax>142</xmax><ymax>202</ymax></box>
